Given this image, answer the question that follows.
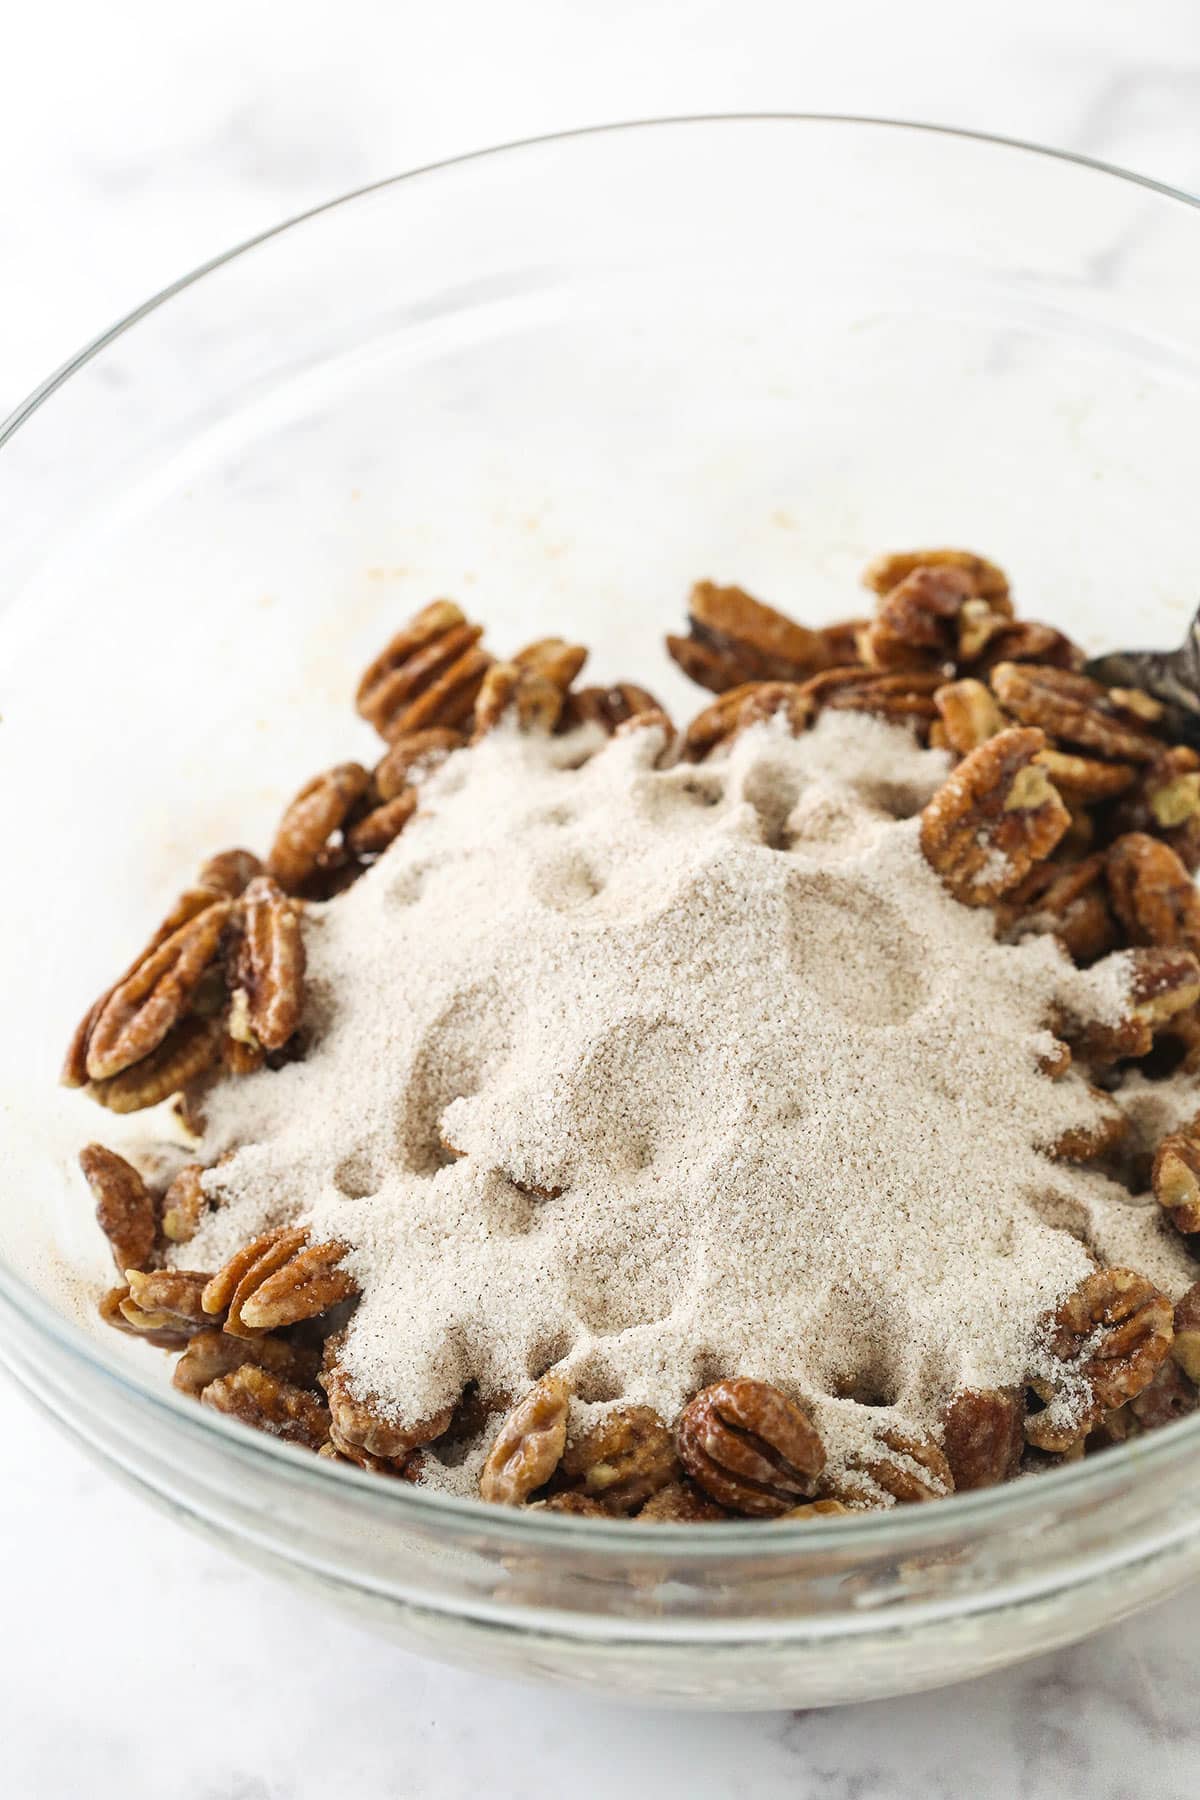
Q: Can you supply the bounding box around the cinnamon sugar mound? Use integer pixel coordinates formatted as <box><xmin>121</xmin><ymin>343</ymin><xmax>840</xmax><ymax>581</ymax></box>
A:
<box><xmin>181</xmin><ymin>713</ymin><xmax>1195</xmax><ymax>1495</ymax></box>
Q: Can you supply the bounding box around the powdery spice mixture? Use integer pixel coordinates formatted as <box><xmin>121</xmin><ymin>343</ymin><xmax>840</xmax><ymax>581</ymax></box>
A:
<box><xmin>180</xmin><ymin>713</ymin><xmax>1198</xmax><ymax>1494</ymax></box>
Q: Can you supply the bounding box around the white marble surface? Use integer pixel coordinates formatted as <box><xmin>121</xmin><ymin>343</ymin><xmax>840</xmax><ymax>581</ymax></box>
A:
<box><xmin>4</xmin><ymin>4</ymin><xmax>1200</xmax><ymax>1794</ymax></box>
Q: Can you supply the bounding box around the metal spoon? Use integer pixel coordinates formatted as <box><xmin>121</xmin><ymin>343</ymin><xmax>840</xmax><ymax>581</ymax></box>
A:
<box><xmin>1085</xmin><ymin>598</ymin><xmax>1200</xmax><ymax>749</ymax></box>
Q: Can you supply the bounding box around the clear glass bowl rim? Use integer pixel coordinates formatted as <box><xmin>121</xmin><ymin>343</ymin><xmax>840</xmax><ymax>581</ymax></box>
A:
<box><xmin>2</xmin><ymin>111</ymin><xmax>1199</xmax><ymax>1557</ymax></box>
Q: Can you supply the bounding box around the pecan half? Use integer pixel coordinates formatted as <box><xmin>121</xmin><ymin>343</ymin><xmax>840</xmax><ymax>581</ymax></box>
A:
<box><xmin>1050</xmin><ymin>1089</ymin><xmax>1129</xmax><ymax>1163</ymax></box>
<box><xmin>1068</xmin><ymin>947</ymin><xmax>1200</xmax><ymax>1063</ymax></box>
<box><xmin>1152</xmin><ymin>1116</ymin><xmax>1200</xmax><ymax>1233</ymax></box>
<box><xmin>637</xmin><ymin>1479</ymin><xmax>729</xmax><ymax>1521</ymax></box>
<box><xmin>1026</xmin><ymin>1268</ymin><xmax>1174</xmax><ymax>1451</ymax></box>
<box><xmin>233</xmin><ymin>875</ymin><xmax>306</xmax><ymax>1051</ymax></box>
<box><xmin>941</xmin><ymin>1388</ymin><xmax>1025</xmax><ymax>1490</ymax></box>
<box><xmin>991</xmin><ymin>663</ymin><xmax>1162</xmax><ymax>763</ymax></box>
<box><xmin>683</xmin><ymin>681</ymin><xmax>812</xmax><ymax>759</ymax></box>
<box><xmin>62</xmin><ymin>995</ymin><xmax>110</xmax><ymax>1091</ymax></box>
<box><xmin>957</xmin><ymin>597</ymin><xmax>1015</xmax><ymax>663</ymax></box>
<box><xmin>172</xmin><ymin>1327</ymin><xmax>321</xmax><ymax>1398</ymax></box>
<box><xmin>1145</xmin><ymin>749</ymin><xmax>1200</xmax><ymax>831</ymax></box>
<box><xmin>89</xmin><ymin>1015</ymin><xmax>223</xmax><ymax>1114</ymax></box>
<box><xmin>994</xmin><ymin>853</ymin><xmax>1116</xmax><ymax>965</ymax></box>
<box><xmin>779</xmin><ymin>1498</ymin><xmax>853</xmax><ymax>1520</ymax></box>
<box><xmin>472</xmin><ymin>662</ymin><xmax>565</xmax><ymax>738</ymax></box>
<box><xmin>78</xmin><ymin>1144</ymin><xmax>158</xmax><ymax>1274</ymax></box>
<box><xmin>356</xmin><ymin>601</ymin><xmax>488</xmax><ymax>740</ymax></box>
<box><xmin>560</xmin><ymin>683</ymin><xmax>664</xmax><ymax>734</ymax></box>
<box><xmin>676</xmin><ymin>1377</ymin><xmax>825</xmax><ymax>1517</ymax></box>
<box><xmin>818</xmin><ymin>618</ymin><xmax>870</xmax><ymax>666</ymax></box>
<box><xmin>345</xmin><ymin>789</ymin><xmax>418</xmax><ymax>858</ymax></box>
<box><xmin>667</xmin><ymin>582</ymin><xmax>833</xmax><ymax>694</ymax></box>
<box><xmin>973</xmin><ymin>621</ymin><xmax>1084</xmax><ymax>673</ymax></box>
<box><xmin>859</xmin><ymin>565</ymin><xmax>980</xmax><ymax>672</ymax></box>
<box><xmin>85</xmin><ymin>902</ymin><xmax>234</xmax><ymax>1082</ymax></box>
<box><xmin>919</xmin><ymin>727</ymin><xmax>1069</xmax><ymax>905</ymax></box>
<box><xmin>615</xmin><ymin>706</ymin><xmax>677</xmax><ymax>763</ymax></box>
<box><xmin>513</xmin><ymin>637</ymin><xmax>589</xmax><ymax>690</ymax></box>
<box><xmin>266</xmin><ymin>763</ymin><xmax>371</xmax><ymax>893</ymax></box>
<box><xmin>1126</xmin><ymin>1356</ymin><xmax>1198</xmax><ymax>1432</ymax></box>
<box><xmin>119</xmin><ymin>1268</ymin><xmax>213</xmax><ymax>1337</ymax></box>
<box><xmin>321</xmin><ymin>1433</ymin><xmax>426</xmax><ymax>1477</ymax></box>
<box><xmin>799</xmin><ymin>666</ymin><xmax>943</xmax><ymax>734</ymax></box>
<box><xmin>1108</xmin><ymin>748</ymin><xmax>1200</xmax><ymax>872</ymax></box>
<box><xmin>1037</xmin><ymin>1036</ymin><xmax>1074</xmax><ymax>1079</ymax></box>
<box><xmin>196</xmin><ymin>849</ymin><xmax>263</xmax><ymax>897</ymax></box>
<box><xmin>1172</xmin><ymin>1283</ymin><xmax>1200</xmax><ymax>1383</ymax></box>
<box><xmin>239</xmin><ymin>1239</ymin><xmax>356</xmax><ymax>1331</ymax></box>
<box><xmin>556</xmin><ymin>1406</ymin><xmax>679</xmax><ymax>1513</ymax></box>
<box><xmin>933</xmin><ymin>679</ymin><xmax>1008</xmax><ymax>755</ymax></box>
<box><xmin>1036</xmin><ymin>749</ymin><xmax>1135</xmax><ymax>804</ymax></box>
<box><xmin>62</xmin><ymin>851</ymin><xmax>260</xmax><ymax>1089</ymax></box>
<box><xmin>374</xmin><ymin>727</ymin><xmax>463</xmax><ymax>800</ymax></box>
<box><xmin>98</xmin><ymin>1284</ymin><xmax>192</xmax><ymax>1350</ymax></box>
<box><xmin>319</xmin><ymin>1343</ymin><xmax>455</xmax><ymax>1463</ymax></box>
<box><xmin>872</xmin><ymin>1431</ymin><xmax>955</xmax><ymax>1502</ymax></box>
<box><xmin>1106</xmin><ymin>834</ymin><xmax>1200</xmax><ymax>954</ymax></box>
<box><xmin>203</xmin><ymin>1227</ymin><xmax>356</xmax><ymax>1337</ymax></box>
<box><xmin>862</xmin><ymin>547</ymin><xmax>1010</xmax><ymax>605</ymax></box>
<box><xmin>201</xmin><ymin>1363</ymin><xmax>331</xmax><ymax>1451</ymax></box>
<box><xmin>527</xmin><ymin>1492</ymin><xmax>612</xmax><ymax>1517</ymax></box>
<box><xmin>479</xmin><ymin>1374</ymin><xmax>571</xmax><ymax>1505</ymax></box>
<box><xmin>222</xmin><ymin>1032</ymin><xmax>266</xmax><ymax>1077</ymax></box>
<box><xmin>160</xmin><ymin>1162</ymin><xmax>207</xmax><ymax>1243</ymax></box>
<box><xmin>392</xmin><ymin>643</ymin><xmax>492</xmax><ymax>735</ymax></box>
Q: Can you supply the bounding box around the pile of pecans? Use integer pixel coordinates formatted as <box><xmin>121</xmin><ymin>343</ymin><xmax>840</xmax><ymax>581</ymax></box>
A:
<box><xmin>68</xmin><ymin>553</ymin><xmax>1200</xmax><ymax>1518</ymax></box>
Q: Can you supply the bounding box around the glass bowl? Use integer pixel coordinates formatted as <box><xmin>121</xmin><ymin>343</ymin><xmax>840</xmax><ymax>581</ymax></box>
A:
<box><xmin>2</xmin><ymin>117</ymin><xmax>1200</xmax><ymax>1710</ymax></box>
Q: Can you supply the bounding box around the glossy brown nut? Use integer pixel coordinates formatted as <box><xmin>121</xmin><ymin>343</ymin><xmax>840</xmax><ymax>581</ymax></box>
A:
<box><xmin>1026</xmin><ymin>1267</ymin><xmax>1174</xmax><ymax>1451</ymax></box>
<box><xmin>933</xmin><ymin>678</ymin><xmax>1008</xmax><ymax>755</ymax></box>
<box><xmin>637</xmin><ymin>1479</ymin><xmax>729</xmax><ymax>1522</ymax></box>
<box><xmin>1152</xmin><ymin>1119</ymin><xmax>1200</xmax><ymax>1233</ymax></box>
<box><xmin>320</xmin><ymin>1337</ymin><xmax>456</xmax><ymax>1462</ymax></box>
<box><xmin>266</xmin><ymin>763</ymin><xmax>371</xmax><ymax>893</ymax></box>
<box><xmin>560</xmin><ymin>683</ymin><xmax>664</xmax><ymax>733</ymax></box>
<box><xmin>235</xmin><ymin>875</ymin><xmax>306</xmax><ymax>1050</ymax></box>
<box><xmin>374</xmin><ymin>727</ymin><xmax>463</xmax><ymax>800</ymax></box>
<box><xmin>85</xmin><ymin>902</ymin><xmax>234</xmax><ymax>1082</ymax></box>
<box><xmin>120</xmin><ymin>1269</ymin><xmax>213</xmax><ymax>1335</ymax></box>
<box><xmin>88</xmin><ymin>1015</ymin><xmax>223</xmax><ymax>1114</ymax></box>
<box><xmin>472</xmin><ymin>662</ymin><xmax>564</xmax><ymax>739</ymax></box>
<box><xmin>480</xmin><ymin>1374</ymin><xmax>571</xmax><ymax>1505</ymax></box>
<box><xmin>172</xmin><ymin>1327</ymin><xmax>321</xmax><ymax>1398</ymax></box>
<box><xmin>941</xmin><ymin>1388</ymin><xmax>1025</xmax><ymax>1490</ymax></box>
<box><xmin>919</xmin><ymin>727</ymin><xmax>1069</xmax><ymax>905</ymax></box>
<box><xmin>862</xmin><ymin>547</ymin><xmax>1010</xmax><ymax>605</ymax></box>
<box><xmin>1050</xmin><ymin>1089</ymin><xmax>1129</xmax><ymax>1164</ymax></box>
<box><xmin>345</xmin><ymin>790</ymin><xmax>418</xmax><ymax>857</ymax></box>
<box><xmin>78</xmin><ymin>1144</ymin><xmax>158</xmax><ymax>1274</ymax></box>
<box><xmin>556</xmin><ymin>1405</ymin><xmax>679</xmax><ymax>1513</ymax></box>
<box><xmin>513</xmin><ymin>636</ymin><xmax>589</xmax><ymax>690</ymax></box>
<box><xmin>990</xmin><ymin>662</ymin><xmax>1162</xmax><ymax>763</ymax></box>
<box><xmin>860</xmin><ymin>564</ymin><xmax>977</xmax><ymax>671</ymax></box>
<box><xmin>798</xmin><ymin>665</ymin><xmax>943</xmax><ymax>734</ymax></box>
<box><xmin>683</xmin><ymin>681</ymin><xmax>813</xmax><ymax>759</ymax></box>
<box><xmin>1067</xmin><ymin>947</ymin><xmax>1200</xmax><ymax>1063</ymax></box>
<box><xmin>676</xmin><ymin>1378</ymin><xmax>825</xmax><ymax>1517</ymax></box>
<box><xmin>1171</xmin><ymin>1283</ymin><xmax>1200</xmax><ymax>1384</ymax></box>
<box><xmin>355</xmin><ymin>601</ymin><xmax>474</xmax><ymax>734</ymax></box>
<box><xmin>201</xmin><ymin>1363</ymin><xmax>331</xmax><ymax>1451</ymax></box>
<box><xmin>1106</xmin><ymin>834</ymin><xmax>1200</xmax><ymax>955</ymax></box>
